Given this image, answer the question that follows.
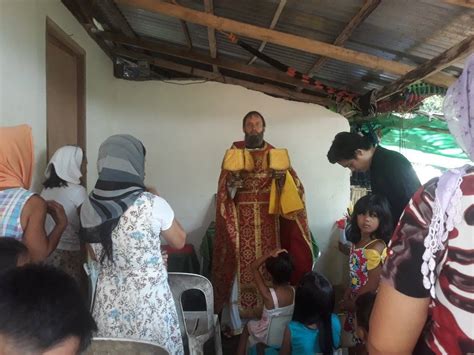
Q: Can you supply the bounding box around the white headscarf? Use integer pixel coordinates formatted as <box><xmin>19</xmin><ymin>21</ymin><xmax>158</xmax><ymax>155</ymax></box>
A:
<box><xmin>44</xmin><ymin>146</ymin><xmax>83</xmax><ymax>185</ymax></box>
<box><xmin>443</xmin><ymin>53</ymin><xmax>474</xmax><ymax>161</ymax></box>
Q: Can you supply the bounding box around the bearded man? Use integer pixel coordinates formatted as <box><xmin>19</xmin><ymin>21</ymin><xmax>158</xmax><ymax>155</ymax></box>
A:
<box><xmin>212</xmin><ymin>111</ymin><xmax>313</xmax><ymax>335</ymax></box>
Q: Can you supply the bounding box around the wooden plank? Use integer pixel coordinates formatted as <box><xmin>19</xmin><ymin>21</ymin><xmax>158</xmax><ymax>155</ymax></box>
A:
<box><xmin>248</xmin><ymin>0</ymin><xmax>287</xmax><ymax>65</ymax></box>
<box><xmin>443</xmin><ymin>0</ymin><xmax>474</xmax><ymax>8</ymax></box>
<box><xmin>114</xmin><ymin>48</ymin><xmax>333</xmax><ymax>106</ymax></box>
<box><xmin>204</xmin><ymin>0</ymin><xmax>218</xmax><ymax>73</ymax></box>
<box><xmin>98</xmin><ymin>32</ymin><xmax>335</xmax><ymax>94</ymax></box>
<box><xmin>377</xmin><ymin>35</ymin><xmax>474</xmax><ymax>100</ymax></box>
<box><xmin>306</xmin><ymin>0</ymin><xmax>380</xmax><ymax>75</ymax></box>
<box><xmin>115</xmin><ymin>0</ymin><xmax>457</xmax><ymax>87</ymax></box>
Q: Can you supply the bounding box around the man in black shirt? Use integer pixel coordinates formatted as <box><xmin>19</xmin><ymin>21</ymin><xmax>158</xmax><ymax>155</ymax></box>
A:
<box><xmin>327</xmin><ymin>132</ymin><xmax>421</xmax><ymax>225</ymax></box>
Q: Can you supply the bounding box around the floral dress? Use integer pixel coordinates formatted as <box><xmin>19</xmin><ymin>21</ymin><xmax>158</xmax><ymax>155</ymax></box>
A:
<box><xmin>344</xmin><ymin>239</ymin><xmax>386</xmax><ymax>337</ymax></box>
<box><xmin>92</xmin><ymin>193</ymin><xmax>183</xmax><ymax>354</ymax></box>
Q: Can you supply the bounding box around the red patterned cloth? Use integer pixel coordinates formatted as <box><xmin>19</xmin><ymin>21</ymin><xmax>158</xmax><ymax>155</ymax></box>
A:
<box><xmin>212</xmin><ymin>141</ymin><xmax>313</xmax><ymax>318</ymax></box>
<box><xmin>382</xmin><ymin>167</ymin><xmax>474</xmax><ymax>354</ymax></box>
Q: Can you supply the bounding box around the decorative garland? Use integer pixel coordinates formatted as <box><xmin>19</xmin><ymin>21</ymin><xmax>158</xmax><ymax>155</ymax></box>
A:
<box><xmin>223</xmin><ymin>32</ymin><xmax>446</xmax><ymax>116</ymax></box>
<box><xmin>224</xmin><ymin>32</ymin><xmax>357</xmax><ymax>104</ymax></box>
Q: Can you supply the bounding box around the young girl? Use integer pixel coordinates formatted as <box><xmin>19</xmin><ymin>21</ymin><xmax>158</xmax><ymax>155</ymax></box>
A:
<box><xmin>40</xmin><ymin>145</ymin><xmax>87</xmax><ymax>285</ymax></box>
<box><xmin>252</xmin><ymin>271</ymin><xmax>341</xmax><ymax>354</ymax></box>
<box><xmin>237</xmin><ymin>249</ymin><xmax>294</xmax><ymax>355</ymax></box>
<box><xmin>340</xmin><ymin>194</ymin><xmax>392</xmax><ymax>348</ymax></box>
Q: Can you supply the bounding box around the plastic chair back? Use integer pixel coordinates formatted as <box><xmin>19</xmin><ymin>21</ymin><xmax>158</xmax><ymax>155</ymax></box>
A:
<box><xmin>84</xmin><ymin>337</ymin><xmax>169</xmax><ymax>354</ymax></box>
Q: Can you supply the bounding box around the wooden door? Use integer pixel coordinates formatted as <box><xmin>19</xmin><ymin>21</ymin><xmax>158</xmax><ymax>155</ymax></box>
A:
<box><xmin>46</xmin><ymin>18</ymin><xmax>86</xmax><ymax>184</ymax></box>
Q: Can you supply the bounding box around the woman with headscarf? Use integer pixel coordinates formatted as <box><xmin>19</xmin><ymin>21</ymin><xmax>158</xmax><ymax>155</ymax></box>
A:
<box><xmin>80</xmin><ymin>134</ymin><xmax>186</xmax><ymax>354</ymax></box>
<box><xmin>0</xmin><ymin>124</ymin><xmax>67</xmax><ymax>262</ymax></box>
<box><xmin>368</xmin><ymin>55</ymin><xmax>474</xmax><ymax>354</ymax></box>
<box><xmin>40</xmin><ymin>145</ymin><xmax>87</xmax><ymax>284</ymax></box>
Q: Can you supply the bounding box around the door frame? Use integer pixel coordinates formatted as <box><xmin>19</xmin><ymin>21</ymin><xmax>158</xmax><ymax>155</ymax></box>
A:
<box><xmin>46</xmin><ymin>17</ymin><xmax>86</xmax><ymax>185</ymax></box>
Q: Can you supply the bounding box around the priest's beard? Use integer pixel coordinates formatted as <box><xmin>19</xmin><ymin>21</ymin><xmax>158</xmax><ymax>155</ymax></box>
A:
<box><xmin>245</xmin><ymin>132</ymin><xmax>264</xmax><ymax>149</ymax></box>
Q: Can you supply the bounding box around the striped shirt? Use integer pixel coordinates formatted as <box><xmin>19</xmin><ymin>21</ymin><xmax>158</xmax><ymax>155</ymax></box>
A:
<box><xmin>0</xmin><ymin>188</ymin><xmax>35</xmax><ymax>239</ymax></box>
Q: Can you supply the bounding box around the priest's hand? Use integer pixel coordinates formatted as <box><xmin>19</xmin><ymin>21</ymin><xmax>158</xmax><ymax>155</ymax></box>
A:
<box><xmin>227</xmin><ymin>174</ymin><xmax>243</xmax><ymax>189</ymax></box>
<box><xmin>274</xmin><ymin>170</ymin><xmax>286</xmax><ymax>189</ymax></box>
<box><xmin>271</xmin><ymin>248</ymin><xmax>287</xmax><ymax>258</ymax></box>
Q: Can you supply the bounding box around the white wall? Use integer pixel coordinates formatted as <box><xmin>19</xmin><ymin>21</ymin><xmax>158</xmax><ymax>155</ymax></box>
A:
<box><xmin>91</xmin><ymin>80</ymin><xmax>350</xmax><ymax>284</ymax></box>
<box><xmin>0</xmin><ymin>0</ymin><xmax>350</xmax><ymax>285</ymax></box>
<box><xmin>0</xmin><ymin>0</ymin><xmax>115</xmax><ymax>191</ymax></box>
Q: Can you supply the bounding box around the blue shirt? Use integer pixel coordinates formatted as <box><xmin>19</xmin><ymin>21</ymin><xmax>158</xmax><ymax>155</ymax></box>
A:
<box><xmin>288</xmin><ymin>314</ymin><xmax>341</xmax><ymax>354</ymax></box>
<box><xmin>250</xmin><ymin>313</ymin><xmax>341</xmax><ymax>355</ymax></box>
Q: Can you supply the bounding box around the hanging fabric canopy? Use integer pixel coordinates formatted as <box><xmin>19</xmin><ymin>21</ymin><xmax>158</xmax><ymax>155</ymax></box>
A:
<box><xmin>352</xmin><ymin>113</ymin><xmax>469</xmax><ymax>159</ymax></box>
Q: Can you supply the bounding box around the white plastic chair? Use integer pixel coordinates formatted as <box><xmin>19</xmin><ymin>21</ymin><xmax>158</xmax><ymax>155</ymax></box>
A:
<box><xmin>266</xmin><ymin>313</ymin><xmax>292</xmax><ymax>347</ymax></box>
<box><xmin>84</xmin><ymin>337</ymin><xmax>169</xmax><ymax>354</ymax></box>
<box><xmin>168</xmin><ymin>272</ymin><xmax>222</xmax><ymax>355</ymax></box>
<box><xmin>247</xmin><ymin>312</ymin><xmax>292</xmax><ymax>350</ymax></box>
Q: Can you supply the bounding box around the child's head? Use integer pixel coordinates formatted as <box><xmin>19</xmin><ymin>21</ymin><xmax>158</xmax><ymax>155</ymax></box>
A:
<box><xmin>265</xmin><ymin>251</ymin><xmax>293</xmax><ymax>285</ymax></box>
<box><xmin>293</xmin><ymin>271</ymin><xmax>335</xmax><ymax>354</ymax></box>
<box><xmin>349</xmin><ymin>194</ymin><xmax>393</xmax><ymax>244</ymax></box>
<box><xmin>0</xmin><ymin>238</ymin><xmax>29</xmax><ymax>272</ymax></box>
<box><xmin>355</xmin><ymin>292</ymin><xmax>377</xmax><ymax>343</ymax></box>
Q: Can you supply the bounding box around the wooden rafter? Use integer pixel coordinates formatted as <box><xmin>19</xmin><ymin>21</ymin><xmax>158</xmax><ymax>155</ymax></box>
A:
<box><xmin>247</xmin><ymin>0</ymin><xmax>287</xmax><ymax>65</ymax></box>
<box><xmin>171</xmin><ymin>0</ymin><xmax>193</xmax><ymax>49</ymax></box>
<box><xmin>61</xmin><ymin>0</ymin><xmax>114</xmax><ymax>60</ymax></box>
<box><xmin>204</xmin><ymin>0</ymin><xmax>218</xmax><ymax>73</ymax></box>
<box><xmin>306</xmin><ymin>0</ymin><xmax>380</xmax><ymax>75</ymax></box>
<box><xmin>115</xmin><ymin>0</ymin><xmax>457</xmax><ymax>88</ymax></box>
<box><xmin>114</xmin><ymin>48</ymin><xmax>333</xmax><ymax>106</ymax></box>
<box><xmin>98</xmin><ymin>32</ymin><xmax>337</xmax><ymax>95</ymax></box>
<box><xmin>96</xmin><ymin>0</ymin><xmax>137</xmax><ymax>38</ymax></box>
<box><xmin>376</xmin><ymin>35</ymin><xmax>474</xmax><ymax>100</ymax></box>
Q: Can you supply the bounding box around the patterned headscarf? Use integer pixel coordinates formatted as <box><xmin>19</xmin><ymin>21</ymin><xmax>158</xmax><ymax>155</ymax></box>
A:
<box><xmin>80</xmin><ymin>134</ymin><xmax>146</xmax><ymax>260</ymax></box>
<box><xmin>0</xmin><ymin>125</ymin><xmax>34</xmax><ymax>189</ymax></box>
<box><xmin>422</xmin><ymin>55</ymin><xmax>474</xmax><ymax>298</ymax></box>
<box><xmin>443</xmin><ymin>53</ymin><xmax>474</xmax><ymax>161</ymax></box>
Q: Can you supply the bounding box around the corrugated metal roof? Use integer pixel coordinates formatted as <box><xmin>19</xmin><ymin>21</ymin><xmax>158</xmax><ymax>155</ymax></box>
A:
<box><xmin>117</xmin><ymin>0</ymin><xmax>473</xmax><ymax>95</ymax></box>
<box><xmin>120</xmin><ymin>6</ymin><xmax>187</xmax><ymax>46</ymax></box>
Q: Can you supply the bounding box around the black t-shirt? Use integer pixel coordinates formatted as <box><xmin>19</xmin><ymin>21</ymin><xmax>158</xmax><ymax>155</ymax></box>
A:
<box><xmin>369</xmin><ymin>146</ymin><xmax>421</xmax><ymax>224</ymax></box>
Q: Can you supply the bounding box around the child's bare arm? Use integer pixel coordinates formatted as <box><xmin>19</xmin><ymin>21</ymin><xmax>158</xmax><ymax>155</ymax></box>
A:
<box><xmin>356</xmin><ymin>241</ymin><xmax>385</xmax><ymax>297</ymax></box>
<box><xmin>358</xmin><ymin>265</ymin><xmax>382</xmax><ymax>297</ymax></box>
<box><xmin>278</xmin><ymin>327</ymin><xmax>291</xmax><ymax>355</ymax></box>
<box><xmin>251</xmin><ymin>249</ymin><xmax>286</xmax><ymax>309</ymax></box>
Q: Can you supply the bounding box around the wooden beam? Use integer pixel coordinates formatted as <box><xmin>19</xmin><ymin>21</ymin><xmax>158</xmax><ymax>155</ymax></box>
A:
<box><xmin>95</xmin><ymin>0</ymin><xmax>137</xmax><ymax>38</ymax></box>
<box><xmin>62</xmin><ymin>0</ymin><xmax>114</xmax><ymax>60</ymax></box>
<box><xmin>376</xmin><ymin>35</ymin><xmax>474</xmax><ymax>100</ymax></box>
<box><xmin>443</xmin><ymin>0</ymin><xmax>474</xmax><ymax>8</ymax></box>
<box><xmin>115</xmin><ymin>0</ymin><xmax>457</xmax><ymax>88</ymax></box>
<box><xmin>98</xmin><ymin>32</ymin><xmax>335</xmax><ymax>94</ymax></box>
<box><xmin>248</xmin><ymin>0</ymin><xmax>287</xmax><ymax>65</ymax></box>
<box><xmin>306</xmin><ymin>0</ymin><xmax>380</xmax><ymax>75</ymax></box>
<box><xmin>171</xmin><ymin>0</ymin><xmax>193</xmax><ymax>49</ymax></box>
<box><xmin>114</xmin><ymin>48</ymin><xmax>333</xmax><ymax>106</ymax></box>
<box><xmin>203</xmin><ymin>0</ymin><xmax>218</xmax><ymax>73</ymax></box>
<box><xmin>179</xmin><ymin>20</ymin><xmax>193</xmax><ymax>48</ymax></box>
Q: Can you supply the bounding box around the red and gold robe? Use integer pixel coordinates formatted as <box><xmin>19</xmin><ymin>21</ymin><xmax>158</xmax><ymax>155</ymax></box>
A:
<box><xmin>212</xmin><ymin>141</ymin><xmax>313</xmax><ymax>319</ymax></box>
